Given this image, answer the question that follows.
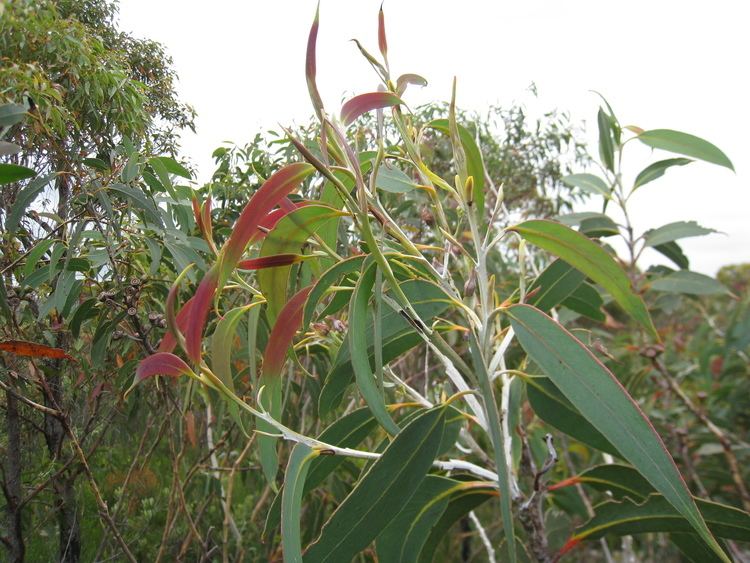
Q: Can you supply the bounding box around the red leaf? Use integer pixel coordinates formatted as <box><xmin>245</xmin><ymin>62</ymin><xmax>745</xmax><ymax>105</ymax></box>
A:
<box><xmin>237</xmin><ymin>254</ymin><xmax>305</xmax><ymax>270</ymax></box>
<box><xmin>222</xmin><ymin>163</ymin><xmax>314</xmax><ymax>269</ymax></box>
<box><xmin>340</xmin><ymin>92</ymin><xmax>402</xmax><ymax>126</ymax></box>
<box><xmin>557</xmin><ymin>537</ymin><xmax>581</xmax><ymax>559</ymax></box>
<box><xmin>185</xmin><ymin>267</ymin><xmax>219</xmax><ymax>363</ymax></box>
<box><xmin>306</xmin><ymin>2</ymin><xmax>324</xmax><ymax>118</ymax></box>
<box><xmin>159</xmin><ymin>296</ymin><xmax>195</xmax><ymax>353</ymax></box>
<box><xmin>135</xmin><ymin>352</ymin><xmax>193</xmax><ymax>382</ymax></box>
<box><xmin>0</xmin><ymin>340</ymin><xmax>75</xmax><ymax>362</ymax></box>
<box><xmin>262</xmin><ymin>286</ymin><xmax>312</xmax><ymax>377</ymax></box>
<box><xmin>547</xmin><ymin>476</ymin><xmax>581</xmax><ymax>491</ymax></box>
<box><xmin>378</xmin><ymin>4</ymin><xmax>388</xmax><ymax>59</ymax></box>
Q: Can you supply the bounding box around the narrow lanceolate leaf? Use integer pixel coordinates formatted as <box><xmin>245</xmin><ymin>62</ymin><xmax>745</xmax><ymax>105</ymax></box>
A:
<box><xmin>282</xmin><ymin>444</ymin><xmax>320</xmax><ymax>563</ymax></box>
<box><xmin>184</xmin><ymin>163</ymin><xmax>314</xmax><ymax>362</ymax></box>
<box><xmin>633</xmin><ymin>157</ymin><xmax>692</xmax><ymax>189</ymax></box>
<box><xmin>303</xmin><ymin>406</ymin><xmax>446</xmax><ymax>562</ymax></box>
<box><xmin>562</xmin><ymin>173</ymin><xmax>611</xmax><ymax>198</ymax></box>
<box><xmin>509</xmin><ymin>220</ymin><xmax>658</xmax><ymax>339</ymax></box>
<box><xmin>237</xmin><ymin>254</ymin><xmax>306</xmax><ymax>270</ymax></box>
<box><xmin>341</xmin><ymin>92</ymin><xmax>402</xmax><ymax>126</ymax></box>
<box><xmin>306</xmin><ymin>3</ymin><xmax>324</xmax><ymax>118</ymax></box>
<box><xmin>637</xmin><ymin>129</ymin><xmax>734</xmax><ymax>171</ymax></box>
<box><xmin>418</xmin><ymin>483</ymin><xmax>498</xmax><ymax>563</ymax></box>
<box><xmin>653</xmin><ymin>241</ymin><xmax>690</xmax><ymax>270</ymax></box>
<box><xmin>258</xmin><ymin>286</ymin><xmax>313</xmax><ymax>487</ymax></box>
<box><xmin>349</xmin><ymin>262</ymin><xmax>400</xmax><ymax>435</ymax></box>
<box><xmin>129</xmin><ymin>353</ymin><xmax>196</xmax><ymax>396</ymax></box>
<box><xmin>159</xmin><ymin>296</ymin><xmax>195</xmax><ymax>353</ymax></box>
<box><xmin>7</xmin><ymin>174</ymin><xmax>53</xmax><ymax>233</ymax></box>
<box><xmin>211</xmin><ymin>303</ymin><xmax>261</xmax><ymax>393</ymax></box>
<box><xmin>644</xmin><ymin>220</ymin><xmax>717</xmax><ymax>248</ymax></box>
<box><xmin>549</xmin><ymin>463</ymin><xmax>654</xmax><ymax>501</ymax></box>
<box><xmin>560</xmin><ymin>494</ymin><xmax>749</xmax><ymax>556</ymax></box>
<box><xmin>0</xmin><ymin>163</ymin><xmax>36</xmax><ymax>185</ymax></box>
<box><xmin>528</xmin><ymin>259</ymin><xmax>585</xmax><ymax>312</ymax></box>
<box><xmin>0</xmin><ymin>340</ymin><xmax>75</xmax><ymax>361</ymax></box>
<box><xmin>649</xmin><ymin>271</ymin><xmax>731</xmax><ymax>296</ymax></box>
<box><xmin>377</xmin><ymin>5</ymin><xmax>388</xmax><ymax>59</ymax></box>
<box><xmin>597</xmin><ymin>107</ymin><xmax>616</xmax><ymax>172</ymax></box>
<box><xmin>507</xmin><ymin>304</ymin><xmax>728</xmax><ymax>562</ymax></box>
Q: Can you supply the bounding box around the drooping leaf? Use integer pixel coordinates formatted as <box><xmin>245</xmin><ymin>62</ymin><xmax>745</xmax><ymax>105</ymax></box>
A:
<box><xmin>109</xmin><ymin>183</ymin><xmax>164</xmax><ymax>227</ymax></box>
<box><xmin>649</xmin><ymin>271</ymin><xmax>731</xmax><ymax>296</ymax></box>
<box><xmin>282</xmin><ymin>443</ymin><xmax>320</xmax><ymax>563</ymax></box>
<box><xmin>560</xmin><ymin>494</ymin><xmax>748</xmax><ymax>558</ymax></box>
<box><xmin>0</xmin><ymin>163</ymin><xmax>36</xmax><ymax>185</ymax></box>
<box><xmin>509</xmin><ymin>220</ymin><xmax>657</xmax><ymax>339</ymax></box>
<box><xmin>653</xmin><ymin>241</ymin><xmax>690</xmax><ymax>270</ymax></box>
<box><xmin>549</xmin><ymin>463</ymin><xmax>654</xmax><ymax>501</ymax></box>
<box><xmin>303</xmin><ymin>405</ymin><xmax>446</xmax><ymax>562</ymax></box>
<box><xmin>148</xmin><ymin>156</ymin><xmax>192</xmax><ymax>179</ymax></box>
<box><xmin>637</xmin><ymin>129</ymin><xmax>733</xmax><ymax>171</ymax></box>
<box><xmin>349</xmin><ymin>262</ymin><xmax>400</xmax><ymax>435</ymax></box>
<box><xmin>633</xmin><ymin>157</ymin><xmax>692</xmax><ymax>189</ymax></box>
<box><xmin>561</xmin><ymin>282</ymin><xmax>605</xmax><ymax>322</ymax></box>
<box><xmin>507</xmin><ymin>304</ymin><xmax>727</xmax><ymax>560</ymax></box>
<box><xmin>561</xmin><ymin>173</ymin><xmax>611</xmax><ymax>198</ymax></box>
<box><xmin>396</xmin><ymin>73</ymin><xmax>428</xmax><ymax>96</ymax></box>
<box><xmin>133</xmin><ymin>353</ymin><xmax>194</xmax><ymax>386</ymax></box>
<box><xmin>0</xmin><ymin>340</ymin><xmax>75</xmax><ymax>362</ymax></box>
<box><xmin>644</xmin><ymin>220</ymin><xmax>717</xmax><ymax>248</ymax></box>
<box><xmin>6</xmin><ymin>174</ymin><xmax>53</xmax><ymax>233</ymax></box>
<box><xmin>303</xmin><ymin>255</ymin><xmax>366</xmax><ymax>327</ymax></box>
<box><xmin>341</xmin><ymin>92</ymin><xmax>402</xmax><ymax>126</ymax></box>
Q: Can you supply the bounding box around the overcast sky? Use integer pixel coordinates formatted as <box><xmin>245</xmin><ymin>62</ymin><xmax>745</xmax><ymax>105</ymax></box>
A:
<box><xmin>118</xmin><ymin>0</ymin><xmax>749</xmax><ymax>275</ymax></box>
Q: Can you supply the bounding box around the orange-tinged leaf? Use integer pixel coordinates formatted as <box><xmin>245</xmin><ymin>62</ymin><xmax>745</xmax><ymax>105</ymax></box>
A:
<box><xmin>135</xmin><ymin>352</ymin><xmax>194</xmax><ymax>382</ymax></box>
<box><xmin>341</xmin><ymin>92</ymin><xmax>402</xmax><ymax>126</ymax></box>
<box><xmin>0</xmin><ymin>340</ymin><xmax>75</xmax><ymax>362</ymax></box>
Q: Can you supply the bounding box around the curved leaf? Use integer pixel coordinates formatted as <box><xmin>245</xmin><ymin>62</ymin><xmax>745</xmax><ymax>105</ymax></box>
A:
<box><xmin>549</xmin><ymin>463</ymin><xmax>654</xmax><ymax>501</ymax></box>
<box><xmin>7</xmin><ymin>174</ymin><xmax>53</xmax><ymax>233</ymax></box>
<box><xmin>634</xmin><ymin>157</ymin><xmax>692</xmax><ymax>189</ymax></box>
<box><xmin>303</xmin><ymin>405</ymin><xmax>446</xmax><ymax>562</ymax></box>
<box><xmin>303</xmin><ymin>255</ymin><xmax>365</xmax><ymax>328</ymax></box>
<box><xmin>509</xmin><ymin>220</ymin><xmax>657</xmax><ymax>339</ymax></box>
<box><xmin>0</xmin><ymin>163</ymin><xmax>36</xmax><ymax>185</ymax></box>
<box><xmin>133</xmin><ymin>352</ymin><xmax>194</xmax><ymax>384</ymax></box>
<box><xmin>650</xmin><ymin>271</ymin><xmax>730</xmax><ymax>296</ymax></box>
<box><xmin>637</xmin><ymin>129</ymin><xmax>733</xmax><ymax>171</ymax></box>
<box><xmin>341</xmin><ymin>92</ymin><xmax>402</xmax><ymax>126</ymax></box>
<box><xmin>282</xmin><ymin>443</ymin><xmax>320</xmax><ymax>563</ymax></box>
<box><xmin>507</xmin><ymin>304</ymin><xmax>727</xmax><ymax>561</ymax></box>
<box><xmin>561</xmin><ymin>173</ymin><xmax>611</xmax><ymax>198</ymax></box>
<box><xmin>644</xmin><ymin>221</ymin><xmax>717</xmax><ymax>248</ymax></box>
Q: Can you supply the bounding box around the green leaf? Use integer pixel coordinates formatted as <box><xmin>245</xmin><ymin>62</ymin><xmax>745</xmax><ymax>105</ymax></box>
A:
<box><xmin>375</xmin><ymin>161</ymin><xmax>418</xmax><ymax>193</ymax></box>
<box><xmin>0</xmin><ymin>163</ymin><xmax>36</xmax><ymax>185</ymax></box>
<box><xmin>526</xmin><ymin>377</ymin><xmax>619</xmax><ymax>457</ymax></box>
<box><xmin>281</xmin><ymin>443</ymin><xmax>320</xmax><ymax>563</ymax></box>
<box><xmin>552</xmin><ymin>463</ymin><xmax>654</xmax><ymax>501</ymax></box>
<box><xmin>349</xmin><ymin>262</ymin><xmax>400</xmax><ymax>435</ymax></box>
<box><xmin>637</xmin><ymin>130</ymin><xmax>734</xmax><ymax>171</ymax></box>
<box><xmin>6</xmin><ymin>174</ymin><xmax>53</xmax><ymax>232</ymax></box>
<box><xmin>509</xmin><ymin>220</ymin><xmax>657</xmax><ymax>339</ymax></box>
<box><xmin>427</xmin><ymin>119</ymin><xmax>486</xmax><ymax>216</ymax></box>
<box><xmin>650</xmin><ymin>271</ymin><xmax>730</xmax><ymax>296</ymax></box>
<box><xmin>561</xmin><ymin>282</ymin><xmax>605</xmax><ymax>322</ymax></box>
<box><xmin>561</xmin><ymin>173</ymin><xmax>611</xmax><ymax>198</ymax></box>
<box><xmin>0</xmin><ymin>103</ymin><xmax>28</xmax><ymax>127</ymax></box>
<box><xmin>569</xmin><ymin>494</ymin><xmax>750</xmax><ymax>544</ymax></box>
<box><xmin>418</xmin><ymin>483</ymin><xmax>498</xmax><ymax>563</ymax></box>
<box><xmin>633</xmin><ymin>158</ymin><xmax>692</xmax><ymax>189</ymax></box>
<box><xmin>376</xmin><ymin>475</ymin><xmax>457</xmax><ymax>562</ymax></box>
<box><xmin>304</xmin><ymin>405</ymin><xmax>446</xmax><ymax>562</ymax></box>
<box><xmin>258</xmin><ymin>204</ymin><xmax>344</xmax><ymax>323</ymax></box>
<box><xmin>579</xmin><ymin>215</ymin><xmax>619</xmax><ymax>238</ymax></box>
<box><xmin>303</xmin><ymin>255</ymin><xmax>365</xmax><ymax>327</ymax></box>
<box><xmin>653</xmin><ymin>241</ymin><xmax>689</xmax><ymax>270</ymax></box>
<box><xmin>528</xmin><ymin>259</ymin><xmax>586</xmax><ymax>313</ymax></box>
<box><xmin>598</xmin><ymin>108</ymin><xmax>616</xmax><ymax>172</ymax></box>
<box><xmin>148</xmin><ymin>156</ymin><xmax>192</xmax><ymax>179</ymax></box>
<box><xmin>644</xmin><ymin>221</ymin><xmax>717</xmax><ymax>248</ymax></box>
<box><xmin>507</xmin><ymin>304</ymin><xmax>727</xmax><ymax>561</ymax></box>
<box><xmin>21</xmin><ymin>239</ymin><xmax>55</xmax><ymax>278</ymax></box>
<box><xmin>108</xmin><ymin>183</ymin><xmax>164</xmax><ymax>228</ymax></box>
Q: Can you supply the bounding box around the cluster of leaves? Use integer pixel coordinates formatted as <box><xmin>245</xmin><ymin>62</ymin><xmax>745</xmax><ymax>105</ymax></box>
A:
<box><xmin>1</xmin><ymin>3</ymin><xmax>749</xmax><ymax>563</ymax></box>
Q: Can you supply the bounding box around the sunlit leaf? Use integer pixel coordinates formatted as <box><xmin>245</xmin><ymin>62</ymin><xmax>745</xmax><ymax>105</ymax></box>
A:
<box><xmin>341</xmin><ymin>92</ymin><xmax>402</xmax><ymax>126</ymax></box>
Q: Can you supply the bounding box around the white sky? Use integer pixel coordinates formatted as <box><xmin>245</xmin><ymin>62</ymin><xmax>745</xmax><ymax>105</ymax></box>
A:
<box><xmin>118</xmin><ymin>0</ymin><xmax>749</xmax><ymax>275</ymax></box>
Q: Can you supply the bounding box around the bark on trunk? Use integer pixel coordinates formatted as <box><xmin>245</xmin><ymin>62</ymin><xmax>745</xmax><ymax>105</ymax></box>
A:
<box><xmin>3</xmin><ymin>388</ymin><xmax>25</xmax><ymax>563</ymax></box>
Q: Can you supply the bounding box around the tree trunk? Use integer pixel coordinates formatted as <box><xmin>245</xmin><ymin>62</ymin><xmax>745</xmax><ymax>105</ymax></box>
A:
<box><xmin>3</xmin><ymin>387</ymin><xmax>25</xmax><ymax>563</ymax></box>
